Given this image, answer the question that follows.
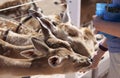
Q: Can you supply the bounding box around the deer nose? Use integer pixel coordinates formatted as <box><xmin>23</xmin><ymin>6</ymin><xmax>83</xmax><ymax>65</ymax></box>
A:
<box><xmin>54</xmin><ymin>1</ymin><xmax>59</xmax><ymax>5</ymax></box>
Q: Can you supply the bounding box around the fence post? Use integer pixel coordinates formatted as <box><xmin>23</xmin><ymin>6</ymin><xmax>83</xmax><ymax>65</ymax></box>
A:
<box><xmin>66</xmin><ymin>0</ymin><xmax>81</xmax><ymax>27</ymax></box>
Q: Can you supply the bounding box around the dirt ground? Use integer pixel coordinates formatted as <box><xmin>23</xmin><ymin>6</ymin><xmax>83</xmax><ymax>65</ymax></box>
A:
<box><xmin>36</xmin><ymin>0</ymin><xmax>63</xmax><ymax>15</ymax></box>
<box><xmin>0</xmin><ymin>0</ymin><xmax>63</xmax><ymax>15</ymax></box>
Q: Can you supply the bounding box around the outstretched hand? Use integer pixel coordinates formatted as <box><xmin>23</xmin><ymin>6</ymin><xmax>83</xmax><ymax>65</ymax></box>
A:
<box><xmin>79</xmin><ymin>59</ymin><xmax>99</xmax><ymax>73</ymax></box>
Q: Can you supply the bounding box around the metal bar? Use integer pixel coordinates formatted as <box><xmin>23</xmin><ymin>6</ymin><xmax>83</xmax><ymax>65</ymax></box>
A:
<box><xmin>0</xmin><ymin>0</ymin><xmax>43</xmax><ymax>12</ymax></box>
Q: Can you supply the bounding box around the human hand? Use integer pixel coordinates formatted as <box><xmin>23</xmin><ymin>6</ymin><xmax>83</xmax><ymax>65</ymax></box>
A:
<box><xmin>79</xmin><ymin>59</ymin><xmax>99</xmax><ymax>73</ymax></box>
<box><xmin>79</xmin><ymin>52</ymin><xmax>102</xmax><ymax>73</ymax></box>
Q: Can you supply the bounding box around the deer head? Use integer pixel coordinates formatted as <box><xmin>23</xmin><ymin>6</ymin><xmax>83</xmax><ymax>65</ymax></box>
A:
<box><xmin>30</xmin><ymin>12</ymin><xmax>71</xmax><ymax>51</ymax></box>
<box><xmin>30</xmin><ymin>11</ymin><xmax>96</xmax><ymax>57</ymax></box>
<box><xmin>20</xmin><ymin>37</ymin><xmax>91</xmax><ymax>69</ymax></box>
<box><xmin>0</xmin><ymin>35</ymin><xmax>91</xmax><ymax>76</ymax></box>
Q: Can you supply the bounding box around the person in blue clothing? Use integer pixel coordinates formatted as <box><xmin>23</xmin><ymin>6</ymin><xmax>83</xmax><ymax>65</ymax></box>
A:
<box><xmin>90</xmin><ymin>0</ymin><xmax>120</xmax><ymax>78</ymax></box>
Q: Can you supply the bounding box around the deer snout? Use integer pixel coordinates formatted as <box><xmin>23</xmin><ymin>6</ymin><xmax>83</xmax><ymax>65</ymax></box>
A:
<box><xmin>80</xmin><ymin>57</ymin><xmax>92</xmax><ymax>67</ymax></box>
<box><xmin>53</xmin><ymin>0</ymin><xmax>61</xmax><ymax>5</ymax></box>
<box><xmin>86</xmin><ymin>58</ymin><xmax>92</xmax><ymax>66</ymax></box>
<box><xmin>54</xmin><ymin>1</ymin><xmax>59</xmax><ymax>5</ymax></box>
<box><xmin>78</xmin><ymin>58</ymin><xmax>91</xmax><ymax>67</ymax></box>
<box><xmin>78</xmin><ymin>58</ymin><xmax>92</xmax><ymax>72</ymax></box>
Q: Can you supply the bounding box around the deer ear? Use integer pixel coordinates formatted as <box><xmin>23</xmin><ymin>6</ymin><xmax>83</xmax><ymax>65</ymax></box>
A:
<box><xmin>48</xmin><ymin>56</ymin><xmax>62</xmax><ymax>68</ymax></box>
<box><xmin>40</xmin><ymin>17</ymin><xmax>56</xmax><ymax>31</ymax></box>
<box><xmin>81</xmin><ymin>28</ymin><xmax>96</xmax><ymax>41</ymax></box>
<box><xmin>20</xmin><ymin>49</ymin><xmax>39</xmax><ymax>58</ymax></box>
<box><xmin>31</xmin><ymin>37</ymin><xmax>49</xmax><ymax>54</ymax></box>
<box><xmin>48</xmin><ymin>55</ymin><xmax>67</xmax><ymax>68</ymax></box>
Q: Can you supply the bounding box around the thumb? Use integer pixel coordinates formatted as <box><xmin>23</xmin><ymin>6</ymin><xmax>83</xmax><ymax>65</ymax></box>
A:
<box><xmin>89</xmin><ymin>64</ymin><xmax>98</xmax><ymax>69</ymax></box>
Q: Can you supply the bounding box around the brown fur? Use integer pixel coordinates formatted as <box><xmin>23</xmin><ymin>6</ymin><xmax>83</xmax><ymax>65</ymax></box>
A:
<box><xmin>0</xmin><ymin>17</ymin><xmax>41</xmax><ymax>35</ymax></box>
<box><xmin>36</xmin><ymin>16</ymin><xmax>96</xmax><ymax>57</ymax></box>
<box><xmin>36</xmin><ymin>17</ymin><xmax>71</xmax><ymax>50</ymax></box>
<box><xmin>0</xmin><ymin>0</ymin><xmax>31</xmax><ymax>20</ymax></box>
<box><xmin>0</xmin><ymin>54</ymin><xmax>89</xmax><ymax>76</ymax></box>
<box><xmin>59</xmin><ymin>24</ymin><xmax>96</xmax><ymax>57</ymax></box>
<box><xmin>0</xmin><ymin>38</ymin><xmax>34</xmax><ymax>58</ymax></box>
<box><xmin>0</xmin><ymin>37</ymin><xmax>91</xmax><ymax>76</ymax></box>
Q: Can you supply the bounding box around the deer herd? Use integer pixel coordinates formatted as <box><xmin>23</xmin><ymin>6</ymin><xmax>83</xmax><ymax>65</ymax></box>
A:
<box><xmin>0</xmin><ymin>0</ymin><xmax>107</xmax><ymax>77</ymax></box>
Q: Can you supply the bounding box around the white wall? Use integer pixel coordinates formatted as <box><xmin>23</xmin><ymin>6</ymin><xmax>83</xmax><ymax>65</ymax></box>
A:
<box><xmin>66</xmin><ymin>0</ymin><xmax>81</xmax><ymax>27</ymax></box>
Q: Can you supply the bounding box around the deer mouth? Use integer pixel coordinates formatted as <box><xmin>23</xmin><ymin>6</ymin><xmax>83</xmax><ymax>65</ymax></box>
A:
<box><xmin>73</xmin><ymin>57</ymin><xmax>92</xmax><ymax>71</ymax></box>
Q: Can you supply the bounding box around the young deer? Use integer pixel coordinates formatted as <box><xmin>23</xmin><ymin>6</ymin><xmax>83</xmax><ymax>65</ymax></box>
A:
<box><xmin>0</xmin><ymin>0</ymin><xmax>31</xmax><ymax>21</ymax></box>
<box><xmin>0</xmin><ymin>17</ymin><xmax>39</xmax><ymax>35</ymax></box>
<box><xmin>0</xmin><ymin>37</ymin><xmax>91</xmax><ymax>76</ymax></box>
<box><xmin>30</xmin><ymin>11</ymin><xmax>96</xmax><ymax>57</ymax></box>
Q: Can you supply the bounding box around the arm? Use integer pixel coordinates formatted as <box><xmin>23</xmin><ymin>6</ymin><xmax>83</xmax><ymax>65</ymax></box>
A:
<box><xmin>90</xmin><ymin>38</ymin><xmax>107</xmax><ymax>69</ymax></box>
<box><xmin>79</xmin><ymin>38</ymin><xmax>107</xmax><ymax>72</ymax></box>
<box><xmin>93</xmin><ymin>15</ymin><xmax>120</xmax><ymax>38</ymax></box>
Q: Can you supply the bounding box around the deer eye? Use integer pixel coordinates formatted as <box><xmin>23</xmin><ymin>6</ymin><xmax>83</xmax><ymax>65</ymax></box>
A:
<box><xmin>52</xmin><ymin>21</ymin><xmax>58</xmax><ymax>26</ymax></box>
<box><xmin>80</xmin><ymin>59</ymin><xmax>85</xmax><ymax>62</ymax></box>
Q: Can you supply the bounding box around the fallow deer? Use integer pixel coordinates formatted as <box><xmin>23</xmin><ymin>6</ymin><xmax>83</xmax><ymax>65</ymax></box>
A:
<box><xmin>30</xmin><ymin>11</ymin><xmax>96</xmax><ymax>57</ymax></box>
<box><xmin>0</xmin><ymin>37</ymin><xmax>91</xmax><ymax>76</ymax></box>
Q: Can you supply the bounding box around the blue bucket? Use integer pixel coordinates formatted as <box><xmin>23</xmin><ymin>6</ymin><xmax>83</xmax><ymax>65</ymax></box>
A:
<box><xmin>95</xmin><ymin>3</ymin><xmax>119</xmax><ymax>39</ymax></box>
<box><xmin>96</xmin><ymin>3</ymin><xmax>107</xmax><ymax>16</ymax></box>
<box><xmin>102</xmin><ymin>4</ymin><xmax>120</xmax><ymax>39</ymax></box>
<box><xmin>103</xmin><ymin>4</ymin><xmax>120</xmax><ymax>22</ymax></box>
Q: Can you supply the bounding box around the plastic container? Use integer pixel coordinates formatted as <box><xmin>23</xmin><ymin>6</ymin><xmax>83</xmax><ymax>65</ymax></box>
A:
<box><xmin>96</xmin><ymin>3</ymin><xmax>107</xmax><ymax>16</ymax></box>
<box><xmin>103</xmin><ymin>4</ymin><xmax>120</xmax><ymax>39</ymax></box>
<box><xmin>96</xmin><ymin>3</ymin><xmax>120</xmax><ymax>39</ymax></box>
<box><xmin>103</xmin><ymin>4</ymin><xmax>120</xmax><ymax>22</ymax></box>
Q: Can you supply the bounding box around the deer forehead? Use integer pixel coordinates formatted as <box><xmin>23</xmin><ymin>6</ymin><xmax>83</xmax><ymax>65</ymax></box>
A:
<box><xmin>50</xmin><ymin>48</ymin><xmax>73</xmax><ymax>56</ymax></box>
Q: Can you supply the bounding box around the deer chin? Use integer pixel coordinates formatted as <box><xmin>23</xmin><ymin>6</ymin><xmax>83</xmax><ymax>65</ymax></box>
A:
<box><xmin>48</xmin><ymin>56</ymin><xmax>64</xmax><ymax>68</ymax></box>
